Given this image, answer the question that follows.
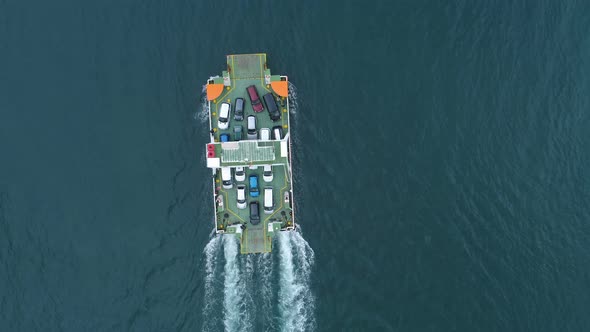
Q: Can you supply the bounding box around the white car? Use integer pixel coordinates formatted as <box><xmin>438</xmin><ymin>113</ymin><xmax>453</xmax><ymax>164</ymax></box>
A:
<box><xmin>263</xmin><ymin>165</ymin><xmax>273</xmax><ymax>182</ymax></box>
<box><xmin>217</xmin><ymin>102</ymin><xmax>230</xmax><ymax>130</ymax></box>
<box><xmin>260</xmin><ymin>128</ymin><xmax>270</xmax><ymax>141</ymax></box>
<box><xmin>236</xmin><ymin>185</ymin><xmax>247</xmax><ymax>209</ymax></box>
<box><xmin>235</xmin><ymin>166</ymin><xmax>245</xmax><ymax>182</ymax></box>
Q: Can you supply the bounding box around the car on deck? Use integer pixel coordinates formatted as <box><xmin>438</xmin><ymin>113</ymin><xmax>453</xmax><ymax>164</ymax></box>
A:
<box><xmin>217</xmin><ymin>102</ymin><xmax>231</xmax><ymax>129</ymax></box>
<box><xmin>249</xmin><ymin>201</ymin><xmax>260</xmax><ymax>225</ymax></box>
<box><xmin>234</xmin><ymin>98</ymin><xmax>244</xmax><ymax>121</ymax></box>
<box><xmin>272</xmin><ymin>126</ymin><xmax>283</xmax><ymax>140</ymax></box>
<box><xmin>263</xmin><ymin>93</ymin><xmax>281</xmax><ymax>121</ymax></box>
<box><xmin>246</xmin><ymin>85</ymin><xmax>263</xmax><ymax>113</ymax></box>
<box><xmin>247</xmin><ymin>115</ymin><xmax>257</xmax><ymax>140</ymax></box>
<box><xmin>235</xmin><ymin>166</ymin><xmax>245</xmax><ymax>182</ymax></box>
<box><xmin>260</xmin><ymin>128</ymin><xmax>270</xmax><ymax>141</ymax></box>
<box><xmin>249</xmin><ymin>174</ymin><xmax>259</xmax><ymax>197</ymax></box>
<box><xmin>263</xmin><ymin>165</ymin><xmax>273</xmax><ymax>182</ymax></box>
<box><xmin>236</xmin><ymin>185</ymin><xmax>247</xmax><ymax>209</ymax></box>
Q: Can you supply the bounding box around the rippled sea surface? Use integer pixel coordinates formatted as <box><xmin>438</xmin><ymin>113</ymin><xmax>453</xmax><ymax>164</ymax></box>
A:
<box><xmin>1</xmin><ymin>1</ymin><xmax>590</xmax><ymax>331</ymax></box>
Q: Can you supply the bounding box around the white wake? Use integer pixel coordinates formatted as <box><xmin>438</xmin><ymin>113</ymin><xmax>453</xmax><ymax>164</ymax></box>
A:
<box><xmin>288</xmin><ymin>82</ymin><xmax>299</xmax><ymax>116</ymax></box>
<box><xmin>202</xmin><ymin>230</ymin><xmax>315</xmax><ymax>331</ymax></box>
<box><xmin>202</xmin><ymin>235</ymin><xmax>222</xmax><ymax>332</ymax></box>
<box><xmin>195</xmin><ymin>84</ymin><xmax>211</xmax><ymax>123</ymax></box>
<box><xmin>258</xmin><ymin>253</ymin><xmax>276</xmax><ymax>331</ymax></box>
<box><xmin>222</xmin><ymin>236</ymin><xmax>252</xmax><ymax>332</ymax></box>
<box><xmin>278</xmin><ymin>231</ymin><xmax>316</xmax><ymax>332</ymax></box>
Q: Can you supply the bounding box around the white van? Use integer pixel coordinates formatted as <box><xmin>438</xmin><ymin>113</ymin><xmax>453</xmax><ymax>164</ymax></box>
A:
<box><xmin>218</xmin><ymin>102</ymin><xmax>230</xmax><ymax>130</ymax></box>
<box><xmin>221</xmin><ymin>167</ymin><xmax>232</xmax><ymax>189</ymax></box>
<box><xmin>264</xmin><ymin>187</ymin><xmax>274</xmax><ymax>214</ymax></box>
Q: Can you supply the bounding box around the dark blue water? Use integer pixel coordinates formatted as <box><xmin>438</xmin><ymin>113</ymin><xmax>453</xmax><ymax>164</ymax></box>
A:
<box><xmin>2</xmin><ymin>1</ymin><xmax>590</xmax><ymax>331</ymax></box>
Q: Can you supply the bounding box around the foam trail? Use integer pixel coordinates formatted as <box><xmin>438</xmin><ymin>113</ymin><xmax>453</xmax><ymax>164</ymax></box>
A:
<box><xmin>240</xmin><ymin>254</ymin><xmax>256</xmax><ymax>326</ymax></box>
<box><xmin>278</xmin><ymin>231</ymin><xmax>316</xmax><ymax>332</ymax></box>
<box><xmin>223</xmin><ymin>236</ymin><xmax>252</xmax><ymax>332</ymax></box>
<box><xmin>291</xmin><ymin>231</ymin><xmax>315</xmax><ymax>281</ymax></box>
<box><xmin>290</xmin><ymin>231</ymin><xmax>316</xmax><ymax>330</ymax></box>
<box><xmin>258</xmin><ymin>253</ymin><xmax>276</xmax><ymax>331</ymax></box>
<box><xmin>288</xmin><ymin>82</ymin><xmax>299</xmax><ymax>116</ymax></box>
<box><xmin>202</xmin><ymin>235</ymin><xmax>222</xmax><ymax>331</ymax></box>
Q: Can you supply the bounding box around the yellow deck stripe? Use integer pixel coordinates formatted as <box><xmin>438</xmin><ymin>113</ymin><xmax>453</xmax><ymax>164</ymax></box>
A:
<box><xmin>219</xmin><ymin>189</ymin><xmax>245</xmax><ymax>222</ymax></box>
<box><xmin>241</xmin><ymin>229</ymin><xmax>248</xmax><ymax>254</ymax></box>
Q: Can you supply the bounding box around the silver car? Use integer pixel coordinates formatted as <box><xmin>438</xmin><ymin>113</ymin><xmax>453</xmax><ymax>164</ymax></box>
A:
<box><xmin>263</xmin><ymin>165</ymin><xmax>273</xmax><ymax>182</ymax></box>
<box><xmin>247</xmin><ymin>115</ymin><xmax>257</xmax><ymax>140</ymax></box>
<box><xmin>260</xmin><ymin>128</ymin><xmax>270</xmax><ymax>141</ymax></box>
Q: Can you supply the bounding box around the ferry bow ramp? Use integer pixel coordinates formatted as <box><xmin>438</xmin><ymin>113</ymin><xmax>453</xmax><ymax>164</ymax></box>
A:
<box><xmin>205</xmin><ymin>54</ymin><xmax>295</xmax><ymax>254</ymax></box>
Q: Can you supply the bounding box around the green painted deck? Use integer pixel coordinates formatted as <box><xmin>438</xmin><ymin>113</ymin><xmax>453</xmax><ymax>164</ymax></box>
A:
<box><xmin>206</xmin><ymin>54</ymin><xmax>294</xmax><ymax>254</ymax></box>
<box><xmin>216</xmin><ymin>164</ymin><xmax>292</xmax><ymax>253</ymax></box>
<box><xmin>209</xmin><ymin>55</ymin><xmax>290</xmax><ymax>142</ymax></box>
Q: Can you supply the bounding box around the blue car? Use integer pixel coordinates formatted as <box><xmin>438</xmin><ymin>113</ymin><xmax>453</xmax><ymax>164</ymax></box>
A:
<box><xmin>249</xmin><ymin>175</ymin><xmax>259</xmax><ymax>197</ymax></box>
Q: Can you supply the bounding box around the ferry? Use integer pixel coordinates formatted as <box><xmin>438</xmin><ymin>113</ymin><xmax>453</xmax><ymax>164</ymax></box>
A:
<box><xmin>205</xmin><ymin>54</ymin><xmax>295</xmax><ymax>254</ymax></box>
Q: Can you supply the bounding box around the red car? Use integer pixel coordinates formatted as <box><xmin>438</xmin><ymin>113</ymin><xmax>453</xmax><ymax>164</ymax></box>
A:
<box><xmin>246</xmin><ymin>85</ymin><xmax>264</xmax><ymax>112</ymax></box>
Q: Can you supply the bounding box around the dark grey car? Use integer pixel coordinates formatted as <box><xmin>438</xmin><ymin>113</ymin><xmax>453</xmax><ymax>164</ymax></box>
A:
<box><xmin>249</xmin><ymin>202</ymin><xmax>260</xmax><ymax>225</ymax></box>
<box><xmin>234</xmin><ymin>125</ymin><xmax>242</xmax><ymax>141</ymax></box>
<box><xmin>263</xmin><ymin>93</ymin><xmax>281</xmax><ymax>121</ymax></box>
<box><xmin>234</xmin><ymin>97</ymin><xmax>244</xmax><ymax>121</ymax></box>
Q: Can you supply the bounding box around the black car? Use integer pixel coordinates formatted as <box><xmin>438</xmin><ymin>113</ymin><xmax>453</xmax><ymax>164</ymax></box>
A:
<box><xmin>263</xmin><ymin>93</ymin><xmax>281</xmax><ymax>122</ymax></box>
<box><xmin>249</xmin><ymin>202</ymin><xmax>260</xmax><ymax>225</ymax></box>
<box><xmin>234</xmin><ymin>98</ymin><xmax>244</xmax><ymax>121</ymax></box>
